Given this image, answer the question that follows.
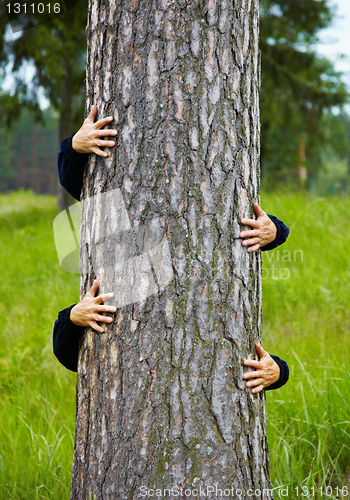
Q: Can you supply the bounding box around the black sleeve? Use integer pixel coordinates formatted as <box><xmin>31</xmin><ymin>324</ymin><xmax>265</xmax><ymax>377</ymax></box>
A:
<box><xmin>53</xmin><ymin>305</ymin><xmax>85</xmax><ymax>372</ymax></box>
<box><xmin>265</xmin><ymin>354</ymin><xmax>289</xmax><ymax>391</ymax></box>
<box><xmin>57</xmin><ymin>133</ymin><xmax>87</xmax><ymax>201</ymax></box>
<box><xmin>261</xmin><ymin>214</ymin><xmax>290</xmax><ymax>252</ymax></box>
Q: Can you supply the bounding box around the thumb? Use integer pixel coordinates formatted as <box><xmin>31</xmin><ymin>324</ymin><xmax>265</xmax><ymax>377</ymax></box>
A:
<box><xmin>87</xmin><ymin>279</ymin><xmax>99</xmax><ymax>297</ymax></box>
<box><xmin>86</xmin><ymin>104</ymin><xmax>97</xmax><ymax>123</ymax></box>
<box><xmin>253</xmin><ymin>202</ymin><xmax>265</xmax><ymax>219</ymax></box>
<box><xmin>255</xmin><ymin>343</ymin><xmax>268</xmax><ymax>359</ymax></box>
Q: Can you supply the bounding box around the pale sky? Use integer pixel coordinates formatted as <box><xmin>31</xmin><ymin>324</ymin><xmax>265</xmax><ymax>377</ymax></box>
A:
<box><xmin>316</xmin><ymin>0</ymin><xmax>350</xmax><ymax>91</ymax></box>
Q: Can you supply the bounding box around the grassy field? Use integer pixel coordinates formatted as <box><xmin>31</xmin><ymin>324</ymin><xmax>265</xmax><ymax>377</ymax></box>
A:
<box><xmin>0</xmin><ymin>190</ymin><xmax>349</xmax><ymax>499</ymax></box>
<box><xmin>262</xmin><ymin>194</ymin><xmax>350</xmax><ymax>499</ymax></box>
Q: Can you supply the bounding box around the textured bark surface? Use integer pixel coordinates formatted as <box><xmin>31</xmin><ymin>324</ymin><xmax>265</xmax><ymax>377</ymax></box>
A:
<box><xmin>72</xmin><ymin>1</ymin><xmax>271</xmax><ymax>498</ymax></box>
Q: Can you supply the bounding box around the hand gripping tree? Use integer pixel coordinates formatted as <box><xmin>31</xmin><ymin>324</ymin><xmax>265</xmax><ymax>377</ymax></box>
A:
<box><xmin>71</xmin><ymin>1</ymin><xmax>272</xmax><ymax>498</ymax></box>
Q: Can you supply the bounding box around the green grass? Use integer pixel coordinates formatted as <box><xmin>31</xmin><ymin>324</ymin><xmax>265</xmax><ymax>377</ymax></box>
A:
<box><xmin>262</xmin><ymin>193</ymin><xmax>350</xmax><ymax>499</ymax></box>
<box><xmin>0</xmin><ymin>190</ymin><xmax>350</xmax><ymax>499</ymax></box>
<box><xmin>0</xmin><ymin>191</ymin><xmax>79</xmax><ymax>499</ymax></box>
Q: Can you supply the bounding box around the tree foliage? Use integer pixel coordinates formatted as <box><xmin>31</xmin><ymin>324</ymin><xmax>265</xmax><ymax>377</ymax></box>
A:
<box><xmin>0</xmin><ymin>109</ymin><xmax>58</xmax><ymax>193</ymax></box>
<box><xmin>0</xmin><ymin>1</ymin><xmax>87</xmax><ymax>130</ymax></box>
<box><xmin>0</xmin><ymin>1</ymin><xmax>88</xmax><ymax>206</ymax></box>
<box><xmin>260</xmin><ymin>0</ymin><xmax>349</xmax><ymax>187</ymax></box>
<box><xmin>0</xmin><ymin>0</ymin><xmax>349</xmax><ymax>192</ymax></box>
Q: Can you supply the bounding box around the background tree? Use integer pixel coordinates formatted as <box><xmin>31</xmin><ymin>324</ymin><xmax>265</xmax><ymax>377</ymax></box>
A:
<box><xmin>308</xmin><ymin>110</ymin><xmax>350</xmax><ymax>194</ymax></box>
<box><xmin>0</xmin><ymin>109</ymin><xmax>59</xmax><ymax>193</ymax></box>
<box><xmin>259</xmin><ymin>0</ymin><xmax>349</xmax><ymax>187</ymax></box>
<box><xmin>71</xmin><ymin>0</ymin><xmax>272</xmax><ymax>498</ymax></box>
<box><xmin>0</xmin><ymin>0</ymin><xmax>349</xmax><ymax>197</ymax></box>
<box><xmin>0</xmin><ymin>126</ymin><xmax>14</xmax><ymax>191</ymax></box>
<box><xmin>0</xmin><ymin>1</ymin><xmax>88</xmax><ymax>206</ymax></box>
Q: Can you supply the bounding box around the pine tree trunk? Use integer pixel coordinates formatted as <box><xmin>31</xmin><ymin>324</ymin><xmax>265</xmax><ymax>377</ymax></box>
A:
<box><xmin>71</xmin><ymin>1</ymin><xmax>271</xmax><ymax>498</ymax></box>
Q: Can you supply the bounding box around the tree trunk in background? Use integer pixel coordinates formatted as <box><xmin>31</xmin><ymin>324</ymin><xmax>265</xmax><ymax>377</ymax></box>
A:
<box><xmin>17</xmin><ymin>149</ymin><xmax>27</xmax><ymax>190</ymax></box>
<box><xmin>58</xmin><ymin>58</ymin><xmax>77</xmax><ymax>209</ymax></box>
<box><xmin>71</xmin><ymin>1</ymin><xmax>271</xmax><ymax>498</ymax></box>
<box><xmin>31</xmin><ymin>130</ymin><xmax>39</xmax><ymax>193</ymax></box>
<box><xmin>298</xmin><ymin>134</ymin><xmax>307</xmax><ymax>182</ymax></box>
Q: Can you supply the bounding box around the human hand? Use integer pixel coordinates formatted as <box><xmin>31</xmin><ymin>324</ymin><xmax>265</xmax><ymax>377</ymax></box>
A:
<box><xmin>243</xmin><ymin>344</ymin><xmax>280</xmax><ymax>393</ymax></box>
<box><xmin>72</xmin><ymin>104</ymin><xmax>118</xmax><ymax>157</ymax></box>
<box><xmin>240</xmin><ymin>202</ymin><xmax>277</xmax><ymax>252</ymax></box>
<box><xmin>70</xmin><ymin>279</ymin><xmax>116</xmax><ymax>333</ymax></box>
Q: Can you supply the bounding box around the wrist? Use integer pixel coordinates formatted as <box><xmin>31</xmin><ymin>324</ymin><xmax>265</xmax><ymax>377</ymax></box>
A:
<box><xmin>268</xmin><ymin>220</ymin><xmax>277</xmax><ymax>243</ymax></box>
<box><xmin>70</xmin><ymin>304</ymin><xmax>80</xmax><ymax>326</ymax></box>
<box><xmin>272</xmin><ymin>223</ymin><xmax>277</xmax><ymax>241</ymax></box>
<box><xmin>72</xmin><ymin>134</ymin><xmax>79</xmax><ymax>152</ymax></box>
<box><xmin>273</xmin><ymin>362</ymin><xmax>280</xmax><ymax>384</ymax></box>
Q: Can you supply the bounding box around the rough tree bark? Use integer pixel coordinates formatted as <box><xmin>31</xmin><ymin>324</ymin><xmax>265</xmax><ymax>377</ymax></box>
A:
<box><xmin>72</xmin><ymin>1</ymin><xmax>271</xmax><ymax>499</ymax></box>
